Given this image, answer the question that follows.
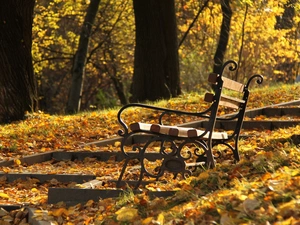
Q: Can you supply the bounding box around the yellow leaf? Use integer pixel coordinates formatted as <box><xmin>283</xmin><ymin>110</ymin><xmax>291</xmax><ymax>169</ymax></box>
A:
<box><xmin>198</xmin><ymin>171</ymin><xmax>210</xmax><ymax>180</ymax></box>
<box><xmin>31</xmin><ymin>188</ymin><xmax>38</xmax><ymax>192</ymax></box>
<box><xmin>50</xmin><ymin>208</ymin><xmax>69</xmax><ymax>217</ymax></box>
<box><xmin>14</xmin><ymin>159</ymin><xmax>21</xmax><ymax>166</ymax></box>
<box><xmin>84</xmin><ymin>218</ymin><xmax>92</xmax><ymax>224</ymax></box>
<box><xmin>115</xmin><ymin>207</ymin><xmax>138</xmax><ymax>222</ymax></box>
<box><xmin>142</xmin><ymin>217</ymin><xmax>154</xmax><ymax>225</ymax></box>
<box><xmin>157</xmin><ymin>213</ymin><xmax>164</xmax><ymax>225</ymax></box>
<box><xmin>26</xmin><ymin>142</ymin><xmax>34</xmax><ymax>147</ymax></box>
<box><xmin>2</xmin><ymin>167</ymin><xmax>10</xmax><ymax>173</ymax></box>
<box><xmin>0</xmin><ymin>192</ymin><xmax>9</xmax><ymax>199</ymax></box>
<box><xmin>85</xmin><ymin>199</ymin><xmax>94</xmax><ymax>207</ymax></box>
<box><xmin>114</xmin><ymin>141</ymin><xmax>121</xmax><ymax>147</ymax></box>
<box><xmin>239</xmin><ymin>195</ymin><xmax>248</xmax><ymax>201</ymax></box>
<box><xmin>95</xmin><ymin>214</ymin><xmax>103</xmax><ymax>221</ymax></box>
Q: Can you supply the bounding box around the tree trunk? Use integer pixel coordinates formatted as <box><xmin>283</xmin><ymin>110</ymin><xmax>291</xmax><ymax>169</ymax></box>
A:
<box><xmin>0</xmin><ymin>0</ymin><xmax>37</xmax><ymax>123</ymax></box>
<box><xmin>275</xmin><ymin>0</ymin><xmax>296</xmax><ymax>29</ymax></box>
<box><xmin>274</xmin><ymin>0</ymin><xmax>296</xmax><ymax>82</ymax></box>
<box><xmin>66</xmin><ymin>0</ymin><xmax>101</xmax><ymax>114</ymax></box>
<box><xmin>130</xmin><ymin>0</ymin><xmax>181</xmax><ymax>102</ymax></box>
<box><xmin>213</xmin><ymin>0</ymin><xmax>232</xmax><ymax>75</ymax></box>
<box><xmin>106</xmin><ymin>64</ymin><xmax>128</xmax><ymax>105</ymax></box>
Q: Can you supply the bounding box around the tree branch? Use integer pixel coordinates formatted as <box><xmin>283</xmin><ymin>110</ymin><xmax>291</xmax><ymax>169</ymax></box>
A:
<box><xmin>178</xmin><ymin>0</ymin><xmax>210</xmax><ymax>49</ymax></box>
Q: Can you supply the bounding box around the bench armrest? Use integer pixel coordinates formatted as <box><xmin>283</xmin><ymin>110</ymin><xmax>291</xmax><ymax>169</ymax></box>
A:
<box><xmin>117</xmin><ymin>103</ymin><xmax>210</xmax><ymax>136</ymax></box>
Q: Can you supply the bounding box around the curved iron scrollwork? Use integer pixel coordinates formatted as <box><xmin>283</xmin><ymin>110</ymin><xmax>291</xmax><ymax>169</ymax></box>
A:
<box><xmin>117</xmin><ymin>134</ymin><xmax>217</xmax><ymax>188</ymax></box>
<box><xmin>222</xmin><ymin>60</ymin><xmax>238</xmax><ymax>72</ymax></box>
<box><xmin>117</xmin><ymin>135</ymin><xmax>202</xmax><ymax>188</ymax></box>
<box><xmin>246</xmin><ymin>74</ymin><xmax>264</xmax><ymax>88</ymax></box>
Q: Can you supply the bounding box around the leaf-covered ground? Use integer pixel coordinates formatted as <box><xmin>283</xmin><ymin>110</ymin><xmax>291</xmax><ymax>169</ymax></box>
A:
<box><xmin>0</xmin><ymin>83</ymin><xmax>300</xmax><ymax>224</ymax></box>
<box><xmin>0</xmin><ymin>84</ymin><xmax>299</xmax><ymax>161</ymax></box>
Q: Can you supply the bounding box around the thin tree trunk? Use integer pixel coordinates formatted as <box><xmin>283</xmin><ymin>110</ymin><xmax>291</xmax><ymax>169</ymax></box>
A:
<box><xmin>178</xmin><ymin>0</ymin><xmax>210</xmax><ymax>48</ymax></box>
<box><xmin>235</xmin><ymin>4</ymin><xmax>248</xmax><ymax>81</ymax></box>
<box><xmin>213</xmin><ymin>0</ymin><xmax>232</xmax><ymax>75</ymax></box>
<box><xmin>66</xmin><ymin>0</ymin><xmax>101</xmax><ymax>114</ymax></box>
<box><xmin>104</xmin><ymin>60</ymin><xmax>128</xmax><ymax>105</ymax></box>
<box><xmin>0</xmin><ymin>0</ymin><xmax>37</xmax><ymax>123</ymax></box>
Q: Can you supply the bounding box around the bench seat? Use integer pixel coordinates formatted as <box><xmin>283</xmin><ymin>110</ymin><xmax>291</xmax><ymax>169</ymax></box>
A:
<box><xmin>130</xmin><ymin>122</ymin><xmax>228</xmax><ymax>139</ymax></box>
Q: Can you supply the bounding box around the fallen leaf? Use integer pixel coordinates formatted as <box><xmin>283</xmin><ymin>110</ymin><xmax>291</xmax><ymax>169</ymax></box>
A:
<box><xmin>142</xmin><ymin>217</ymin><xmax>154</xmax><ymax>225</ymax></box>
<box><xmin>14</xmin><ymin>159</ymin><xmax>21</xmax><ymax>166</ymax></box>
<box><xmin>114</xmin><ymin>141</ymin><xmax>121</xmax><ymax>147</ymax></box>
<box><xmin>50</xmin><ymin>208</ymin><xmax>69</xmax><ymax>217</ymax></box>
<box><xmin>243</xmin><ymin>198</ymin><xmax>261</xmax><ymax>212</ymax></box>
<box><xmin>115</xmin><ymin>207</ymin><xmax>138</xmax><ymax>222</ymax></box>
<box><xmin>0</xmin><ymin>192</ymin><xmax>9</xmax><ymax>199</ymax></box>
<box><xmin>220</xmin><ymin>213</ymin><xmax>235</xmax><ymax>225</ymax></box>
<box><xmin>157</xmin><ymin>213</ymin><xmax>164</xmax><ymax>225</ymax></box>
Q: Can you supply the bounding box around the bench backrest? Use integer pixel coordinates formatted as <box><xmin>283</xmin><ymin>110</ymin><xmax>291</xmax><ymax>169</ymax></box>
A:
<box><xmin>203</xmin><ymin>60</ymin><xmax>263</xmax><ymax>139</ymax></box>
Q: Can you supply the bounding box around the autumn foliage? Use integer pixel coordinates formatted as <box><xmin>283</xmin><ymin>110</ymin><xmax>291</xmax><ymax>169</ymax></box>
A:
<box><xmin>32</xmin><ymin>0</ymin><xmax>300</xmax><ymax>113</ymax></box>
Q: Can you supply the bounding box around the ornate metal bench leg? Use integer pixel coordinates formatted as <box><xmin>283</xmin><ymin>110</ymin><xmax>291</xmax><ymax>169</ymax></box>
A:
<box><xmin>116</xmin><ymin>157</ymin><xmax>130</xmax><ymax>188</ymax></box>
<box><xmin>233</xmin><ymin>141</ymin><xmax>240</xmax><ymax>162</ymax></box>
<box><xmin>206</xmin><ymin>140</ymin><xmax>216</xmax><ymax>168</ymax></box>
<box><xmin>134</xmin><ymin>169</ymin><xmax>144</xmax><ymax>189</ymax></box>
<box><xmin>194</xmin><ymin>139</ymin><xmax>215</xmax><ymax>168</ymax></box>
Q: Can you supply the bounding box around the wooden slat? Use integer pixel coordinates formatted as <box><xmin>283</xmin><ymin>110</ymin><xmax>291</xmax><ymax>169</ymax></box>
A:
<box><xmin>208</xmin><ymin>73</ymin><xmax>244</xmax><ymax>93</ymax></box>
<box><xmin>222</xmin><ymin>77</ymin><xmax>244</xmax><ymax>92</ymax></box>
<box><xmin>219</xmin><ymin>100</ymin><xmax>239</xmax><ymax>109</ymax></box>
<box><xmin>210</xmin><ymin>131</ymin><xmax>228</xmax><ymax>139</ymax></box>
<box><xmin>129</xmin><ymin>122</ymin><xmax>228</xmax><ymax>139</ymax></box>
<box><xmin>221</xmin><ymin>94</ymin><xmax>245</xmax><ymax>104</ymax></box>
<box><xmin>176</xmin><ymin>127</ymin><xmax>196</xmax><ymax>137</ymax></box>
<box><xmin>219</xmin><ymin>94</ymin><xmax>245</xmax><ymax>109</ymax></box>
<box><xmin>130</xmin><ymin>122</ymin><xmax>152</xmax><ymax>131</ymax></box>
<box><xmin>159</xmin><ymin>125</ymin><xmax>173</xmax><ymax>135</ymax></box>
<box><xmin>204</xmin><ymin>93</ymin><xmax>245</xmax><ymax>109</ymax></box>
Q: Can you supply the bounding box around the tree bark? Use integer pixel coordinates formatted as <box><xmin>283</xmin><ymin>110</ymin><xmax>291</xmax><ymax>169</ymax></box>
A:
<box><xmin>0</xmin><ymin>0</ymin><xmax>37</xmax><ymax>123</ymax></box>
<box><xmin>275</xmin><ymin>0</ymin><xmax>296</xmax><ymax>29</ymax></box>
<box><xmin>274</xmin><ymin>0</ymin><xmax>296</xmax><ymax>82</ymax></box>
<box><xmin>66</xmin><ymin>0</ymin><xmax>101</xmax><ymax>114</ymax></box>
<box><xmin>213</xmin><ymin>0</ymin><xmax>232</xmax><ymax>75</ymax></box>
<box><xmin>130</xmin><ymin>0</ymin><xmax>181</xmax><ymax>102</ymax></box>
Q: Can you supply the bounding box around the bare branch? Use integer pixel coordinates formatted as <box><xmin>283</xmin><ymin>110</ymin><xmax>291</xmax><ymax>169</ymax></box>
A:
<box><xmin>178</xmin><ymin>0</ymin><xmax>210</xmax><ymax>49</ymax></box>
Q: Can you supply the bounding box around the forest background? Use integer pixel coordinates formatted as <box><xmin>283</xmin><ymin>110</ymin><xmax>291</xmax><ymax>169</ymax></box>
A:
<box><xmin>33</xmin><ymin>0</ymin><xmax>299</xmax><ymax>114</ymax></box>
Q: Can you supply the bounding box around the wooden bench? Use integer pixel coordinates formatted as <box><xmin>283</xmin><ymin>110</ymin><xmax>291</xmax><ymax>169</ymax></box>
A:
<box><xmin>116</xmin><ymin>60</ymin><xmax>263</xmax><ymax>188</ymax></box>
